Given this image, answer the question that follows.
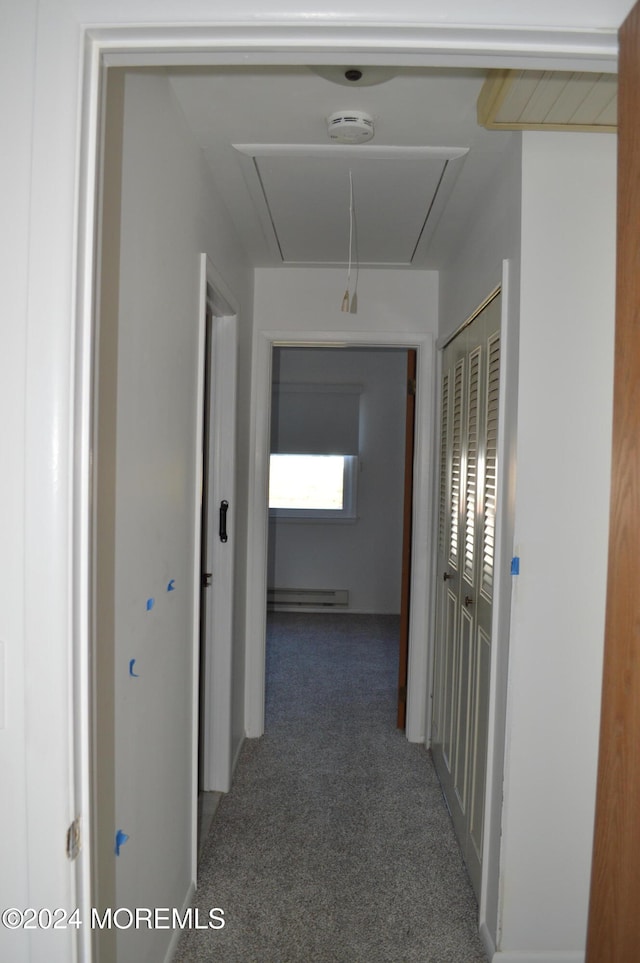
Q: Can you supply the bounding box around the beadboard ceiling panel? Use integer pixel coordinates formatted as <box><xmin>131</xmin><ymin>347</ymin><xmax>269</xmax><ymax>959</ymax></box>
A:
<box><xmin>478</xmin><ymin>70</ymin><xmax>617</xmax><ymax>131</ymax></box>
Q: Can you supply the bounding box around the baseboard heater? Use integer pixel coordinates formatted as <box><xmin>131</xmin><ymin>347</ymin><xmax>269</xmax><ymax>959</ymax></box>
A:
<box><xmin>267</xmin><ymin>588</ymin><xmax>349</xmax><ymax>608</ymax></box>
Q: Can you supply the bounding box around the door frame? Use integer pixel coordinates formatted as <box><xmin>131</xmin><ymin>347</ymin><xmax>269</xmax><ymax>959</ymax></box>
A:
<box><xmin>586</xmin><ymin>3</ymin><xmax>640</xmax><ymax>956</ymax></box>
<box><xmin>245</xmin><ymin>329</ymin><xmax>435</xmax><ymax>745</ymax></box>
<box><xmin>432</xmin><ymin>276</ymin><xmax>515</xmax><ymax>924</ymax></box>
<box><xmin>397</xmin><ymin>348</ymin><xmax>417</xmax><ymax>729</ymax></box>
<box><xmin>71</xmin><ymin>22</ymin><xmax>619</xmax><ymax>963</ymax></box>
<box><xmin>434</xmin><ymin>266</ymin><xmax>517</xmax><ymax>931</ymax></box>
<box><xmin>195</xmin><ymin>254</ymin><xmax>239</xmax><ymax>809</ymax></box>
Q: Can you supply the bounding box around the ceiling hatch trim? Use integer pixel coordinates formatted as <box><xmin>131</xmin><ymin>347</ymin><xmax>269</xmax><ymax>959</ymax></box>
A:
<box><xmin>232</xmin><ymin>144</ymin><xmax>469</xmax><ymax>267</ymax></box>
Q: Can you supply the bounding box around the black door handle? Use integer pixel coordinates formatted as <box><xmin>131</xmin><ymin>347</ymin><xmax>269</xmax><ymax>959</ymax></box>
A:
<box><xmin>219</xmin><ymin>500</ymin><xmax>229</xmax><ymax>543</ymax></box>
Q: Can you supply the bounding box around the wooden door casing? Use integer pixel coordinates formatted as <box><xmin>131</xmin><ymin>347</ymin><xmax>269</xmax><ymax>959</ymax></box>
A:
<box><xmin>586</xmin><ymin>3</ymin><xmax>640</xmax><ymax>958</ymax></box>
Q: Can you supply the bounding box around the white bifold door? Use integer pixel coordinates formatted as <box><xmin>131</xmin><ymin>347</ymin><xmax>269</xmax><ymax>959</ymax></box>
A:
<box><xmin>431</xmin><ymin>291</ymin><xmax>501</xmax><ymax>899</ymax></box>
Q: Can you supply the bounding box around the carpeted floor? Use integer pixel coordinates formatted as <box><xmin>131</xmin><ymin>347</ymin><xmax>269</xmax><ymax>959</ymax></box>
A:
<box><xmin>174</xmin><ymin>613</ymin><xmax>488</xmax><ymax>962</ymax></box>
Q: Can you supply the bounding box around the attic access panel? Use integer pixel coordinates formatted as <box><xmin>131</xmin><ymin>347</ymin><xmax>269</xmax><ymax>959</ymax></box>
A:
<box><xmin>233</xmin><ymin>145</ymin><xmax>468</xmax><ymax>266</ymax></box>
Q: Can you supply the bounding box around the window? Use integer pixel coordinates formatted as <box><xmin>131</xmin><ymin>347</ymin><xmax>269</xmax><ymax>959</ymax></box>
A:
<box><xmin>269</xmin><ymin>380</ymin><xmax>361</xmax><ymax>520</ymax></box>
<box><xmin>269</xmin><ymin>453</ymin><xmax>358</xmax><ymax>520</ymax></box>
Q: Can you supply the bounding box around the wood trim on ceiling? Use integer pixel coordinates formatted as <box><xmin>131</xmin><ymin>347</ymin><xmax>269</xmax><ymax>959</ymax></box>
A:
<box><xmin>477</xmin><ymin>68</ymin><xmax>617</xmax><ymax>132</ymax></box>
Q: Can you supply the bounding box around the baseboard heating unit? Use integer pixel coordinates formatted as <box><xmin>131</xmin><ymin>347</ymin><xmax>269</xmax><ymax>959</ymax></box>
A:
<box><xmin>267</xmin><ymin>588</ymin><xmax>349</xmax><ymax>608</ymax></box>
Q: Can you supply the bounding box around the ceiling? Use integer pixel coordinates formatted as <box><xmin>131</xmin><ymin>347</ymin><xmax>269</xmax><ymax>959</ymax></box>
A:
<box><xmin>167</xmin><ymin>64</ymin><xmax>612</xmax><ymax>271</ymax></box>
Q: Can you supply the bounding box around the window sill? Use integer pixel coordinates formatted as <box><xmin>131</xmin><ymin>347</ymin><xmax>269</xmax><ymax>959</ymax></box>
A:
<box><xmin>268</xmin><ymin>512</ymin><xmax>358</xmax><ymax>525</ymax></box>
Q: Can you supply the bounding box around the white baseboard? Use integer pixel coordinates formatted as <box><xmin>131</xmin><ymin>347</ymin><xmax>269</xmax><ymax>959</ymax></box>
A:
<box><xmin>165</xmin><ymin>881</ymin><xmax>196</xmax><ymax>963</ymax></box>
<box><xmin>480</xmin><ymin>921</ymin><xmax>496</xmax><ymax>959</ymax></box>
<box><xmin>231</xmin><ymin>732</ymin><xmax>245</xmax><ymax>777</ymax></box>
<box><xmin>491</xmin><ymin>951</ymin><xmax>584</xmax><ymax>963</ymax></box>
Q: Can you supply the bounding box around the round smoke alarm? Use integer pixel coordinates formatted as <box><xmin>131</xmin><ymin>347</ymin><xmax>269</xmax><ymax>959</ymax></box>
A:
<box><xmin>327</xmin><ymin>110</ymin><xmax>375</xmax><ymax>144</ymax></box>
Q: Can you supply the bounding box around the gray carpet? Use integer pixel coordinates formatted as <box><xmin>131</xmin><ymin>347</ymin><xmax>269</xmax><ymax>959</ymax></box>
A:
<box><xmin>175</xmin><ymin>613</ymin><xmax>488</xmax><ymax>962</ymax></box>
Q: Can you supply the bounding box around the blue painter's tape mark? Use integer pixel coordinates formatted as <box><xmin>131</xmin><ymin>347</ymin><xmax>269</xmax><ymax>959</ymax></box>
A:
<box><xmin>129</xmin><ymin>659</ymin><xmax>139</xmax><ymax>678</ymax></box>
<box><xmin>114</xmin><ymin>829</ymin><xmax>129</xmax><ymax>856</ymax></box>
<box><xmin>511</xmin><ymin>556</ymin><xmax>520</xmax><ymax>576</ymax></box>
<box><xmin>146</xmin><ymin>598</ymin><xmax>155</xmax><ymax>611</ymax></box>
<box><xmin>167</xmin><ymin>579</ymin><xmax>175</xmax><ymax>592</ymax></box>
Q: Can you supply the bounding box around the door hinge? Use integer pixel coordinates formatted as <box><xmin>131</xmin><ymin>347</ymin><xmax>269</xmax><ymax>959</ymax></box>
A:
<box><xmin>66</xmin><ymin>816</ymin><xmax>81</xmax><ymax>861</ymax></box>
<box><xmin>407</xmin><ymin>378</ymin><xmax>416</xmax><ymax>396</ymax></box>
<box><xmin>398</xmin><ymin>684</ymin><xmax>407</xmax><ymax>704</ymax></box>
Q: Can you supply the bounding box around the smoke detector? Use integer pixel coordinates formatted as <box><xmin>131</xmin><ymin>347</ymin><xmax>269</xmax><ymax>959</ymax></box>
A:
<box><xmin>327</xmin><ymin>110</ymin><xmax>375</xmax><ymax>144</ymax></box>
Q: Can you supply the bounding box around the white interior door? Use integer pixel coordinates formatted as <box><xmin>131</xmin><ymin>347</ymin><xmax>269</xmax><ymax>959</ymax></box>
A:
<box><xmin>431</xmin><ymin>291</ymin><xmax>501</xmax><ymax>898</ymax></box>
<box><xmin>198</xmin><ymin>255</ymin><xmax>238</xmax><ymax>795</ymax></box>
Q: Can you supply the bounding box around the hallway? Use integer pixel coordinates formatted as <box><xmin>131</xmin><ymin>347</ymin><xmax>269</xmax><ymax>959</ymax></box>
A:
<box><xmin>175</xmin><ymin>613</ymin><xmax>487</xmax><ymax>962</ymax></box>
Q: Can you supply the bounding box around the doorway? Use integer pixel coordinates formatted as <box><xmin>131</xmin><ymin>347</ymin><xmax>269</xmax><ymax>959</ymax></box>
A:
<box><xmin>244</xmin><ymin>328</ymin><xmax>436</xmax><ymax>747</ymax></box>
<box><xmin>73</xmin><ymin>24</ymin><xmax>616</xmax><ymax>963</ymax></box>
<box><xmin>197</xmin><ymin>258</ymin><xmax>240</xmax><ymax>799</ymax></box>
<box><xmin>197</xmin><ymin>260</ymin><xmax>240</xmax><ymax>878</ymax></box>
<box><xmin>266</xmin><ymin>345</ymin><xmax>412</xmax><ymax>726</ymax></box>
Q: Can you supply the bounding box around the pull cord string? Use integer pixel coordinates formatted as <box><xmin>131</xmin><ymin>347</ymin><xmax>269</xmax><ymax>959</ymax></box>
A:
<box><xmin>350</xmin><ymin>170</ymin><xmax>359</xmax><ymax>313</ymax></box>
<box><xmin>347</xmin><ymin>169</ymin><xmax>354</xmax><ymax>289</ymax></box>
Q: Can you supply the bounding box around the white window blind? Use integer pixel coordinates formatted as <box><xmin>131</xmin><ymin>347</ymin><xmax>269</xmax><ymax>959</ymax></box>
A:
<box><xmin>464</xmin><ymin>347</ymin><xmax>481</xmax><ymax>584</ymax></box>
<box><xmin>481</xmin><ymin>333</ymin><xmax>501</xmax><ymax>600</ymax></box>
<box><xmin>449</xmin><ymin>359</ymin><xmax>464</xmax><ymax>569</ymax></box>
<box><xmin>438</xmin><ymin>370</ymin><xmax>450</xmax><ymax>556</ymax></box>
<box><xmin>270</xmin><ymin>383</ymin><xmax>362</xmax><ymax>455</ymax></box>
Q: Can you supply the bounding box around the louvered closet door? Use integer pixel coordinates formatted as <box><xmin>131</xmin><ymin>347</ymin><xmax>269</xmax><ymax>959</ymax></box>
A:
<box><xmin>431</xmin><ymin>292</ymin><xmax>501</xmax><ymax>900</ymax></box>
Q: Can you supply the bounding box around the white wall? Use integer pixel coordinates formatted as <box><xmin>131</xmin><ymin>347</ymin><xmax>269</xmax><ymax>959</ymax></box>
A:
<box><xmin>497</xmin><ymin>131</ymin><xmax>616</xmax><ymax>959</ymax></box>
<box><xmin>107</xmin><ymin>70</ymin><xmax>253</xmax><ymax>963</ymax></box>
<box><xmin>440</xmin><ymin>129</ymin><xmax>616</xmax><ymax>961</ymax></box>
<box><xmin>254</xmin><ymin>268</ymin><xmax>438</xmax><ymax>341</ymax></box>
<box><xmin>439</xmin><ymin>133</ymin><xmax>523</xmax><ymax>953</ymax></box>
<box><xmin>440</xmin><ymin>133</ymin><xmax>522</xmax><ymax>337</ymax></box>
<box><xmin>44</xmin><ymin>0</ymin><xmax>637</xmax><ymax>29</ymax></box>
<box><xmin>268</xmin><ymin>347</ymin><xmax>408</xmax><ymax>613</ymax></box>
